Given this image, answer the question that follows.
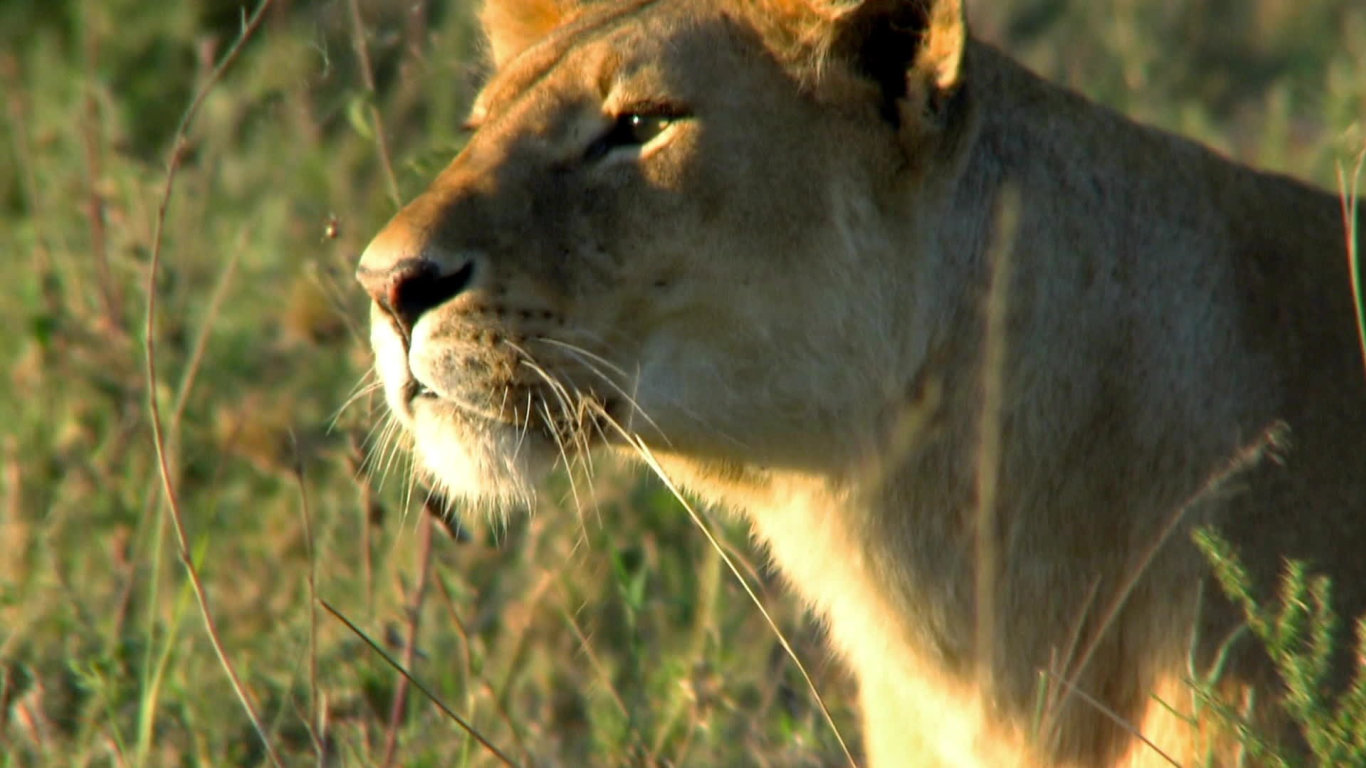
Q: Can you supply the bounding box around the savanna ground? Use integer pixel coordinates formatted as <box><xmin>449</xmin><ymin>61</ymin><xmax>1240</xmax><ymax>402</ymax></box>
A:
<box><xmin>1</xmin><ymin>0</ymin><xmax>1363</xmax><ymax>766</ymax></box>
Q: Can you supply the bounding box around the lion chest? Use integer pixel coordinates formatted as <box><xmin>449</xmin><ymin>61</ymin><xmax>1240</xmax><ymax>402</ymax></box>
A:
<box><xmin>747</xmin><ymin>487</ymin><xmax>1024</xmax><ymax>765</ymax></box>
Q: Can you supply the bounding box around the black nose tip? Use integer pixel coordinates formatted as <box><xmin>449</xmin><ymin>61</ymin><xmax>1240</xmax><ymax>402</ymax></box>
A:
<box><xmin>357</xmin><ymin>257</ymin><xmax>476</xmax><ymax>340</ymax></box>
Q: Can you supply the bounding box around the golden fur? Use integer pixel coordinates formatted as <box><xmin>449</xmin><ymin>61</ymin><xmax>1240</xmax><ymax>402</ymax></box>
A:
<box><xmin>356</xmin><ymin>0</ymin><xmax>1366</xmax><ymax>764</ymax></box>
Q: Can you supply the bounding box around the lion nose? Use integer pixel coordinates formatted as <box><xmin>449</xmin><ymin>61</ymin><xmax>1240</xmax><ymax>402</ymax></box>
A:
<box><xmin>356</xmin><ymin>231</ymin><xmax>476</xmax><ymax>340</ymax></box>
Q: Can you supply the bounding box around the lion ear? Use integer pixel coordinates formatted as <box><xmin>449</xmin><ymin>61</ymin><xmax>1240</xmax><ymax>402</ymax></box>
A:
<box><xmin>822</xmin><ymin>0</ymin><xmax>966</xmax><ymax>124</ymax></box>
<box><xmin>480</xmin><ymin>0</ymin><xmax>576</xmax><ymax>69</ymax></box>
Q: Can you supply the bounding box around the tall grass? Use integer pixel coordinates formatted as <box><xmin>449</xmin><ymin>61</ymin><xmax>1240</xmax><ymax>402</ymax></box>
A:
<box><xmin>1341</xmin><ymin>148</ymin><xmax>1366</xmax><ymax>379</ymax></box>
<box><xmin>0</xmin><ymin>1</ymin><xmax>1363</xmax><ymax>765</ymax></box>
<box><xmin>1193</xmin><ymin>528</ymin><xmax>1366</xmax><ymax>766</ymax></box>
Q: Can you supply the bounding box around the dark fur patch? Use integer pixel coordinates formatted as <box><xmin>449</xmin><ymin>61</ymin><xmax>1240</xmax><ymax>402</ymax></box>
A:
<box><xmin>828</xmin><ymin>0</ymin><xmax>932</xmax><ymax>125</ymax></box>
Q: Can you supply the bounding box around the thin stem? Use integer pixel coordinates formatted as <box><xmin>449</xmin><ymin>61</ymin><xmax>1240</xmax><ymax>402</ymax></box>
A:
<box><xmin>629</xmin><ymin>437</ymin><xmax>859</xmax><ymax>768</ymax></box>
<box><xmin>1336</xmin><ymin>146</ymin><xmax>1365</xmax><ymax>381</ymax></box>
<box><xmin>381</xmin><ymin>512</ymin><xmax>436</xmax><ymax>767</ymax></box>
<box><xmin>142</xmin><ymin>3</ymin><xmax>282</xmax><ymax>765</ymax></box>
<box><xmin>320</xmin><ymin>599</ymin><xmax>521</xmax><ymax>767</ymax></box>
<box><xmin>348</xmin><ymin>0</ymin><xmax>402</xmax><ymax>208</ymax></box>
<box><xmin>291</xmin><ymin>447</ymin><xmax>325</xmax><ymax>766</ymax></box>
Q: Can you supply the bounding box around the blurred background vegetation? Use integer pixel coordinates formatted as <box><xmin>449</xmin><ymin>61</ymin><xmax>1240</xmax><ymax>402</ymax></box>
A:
<box><xmin>0</xmin><ymin>0</ymin><xmax>1362</xmax><ymax>765</ymax></box>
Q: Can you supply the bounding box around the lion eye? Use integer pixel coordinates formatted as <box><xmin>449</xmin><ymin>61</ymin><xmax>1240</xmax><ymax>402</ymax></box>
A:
<box><xmin>623</xmin><ymin>114</ymin><xmax>672</xmax><ymax>143</ymax></box>
<box><xmin>584</xmin><ymin>112</ymin><xmax>676</xmax><ymax>161</ymax></box>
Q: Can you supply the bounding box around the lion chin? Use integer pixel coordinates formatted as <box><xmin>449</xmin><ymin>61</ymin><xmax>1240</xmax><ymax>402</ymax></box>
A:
<box><xmin>407</xmin><ymin>398</ymin><xmax>554</xmax><ymax>509</ymax></box>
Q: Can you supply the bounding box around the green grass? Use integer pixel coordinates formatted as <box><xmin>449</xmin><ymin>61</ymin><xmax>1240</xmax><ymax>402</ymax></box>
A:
<box><xmin>1192</xmin><ymin>528</ymin><xmax>1366</xmax><ymax>766</ymax></box>
<box><xmin>0</xmin><ymin>1</ymin><xmax>1363</xmax><ymax>766</ymax></box>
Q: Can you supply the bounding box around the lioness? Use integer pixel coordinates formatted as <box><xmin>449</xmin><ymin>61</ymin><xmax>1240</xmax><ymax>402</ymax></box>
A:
<box><xmin>356</xmin><ymin>0</ymin><xmax>1366</xmax><ymax>764</ymax></box>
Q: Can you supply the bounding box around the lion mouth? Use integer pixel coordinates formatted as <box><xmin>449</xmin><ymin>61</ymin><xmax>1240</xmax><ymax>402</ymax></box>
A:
<box><xmin>405</xmin><ymin>379</ymin><xmax>438</xmax><ymax>402</ymax></box>
<box><xmin>403</xmin><ymin>370</ymin><xmax>622</xmax><ymax>448</ymax></box>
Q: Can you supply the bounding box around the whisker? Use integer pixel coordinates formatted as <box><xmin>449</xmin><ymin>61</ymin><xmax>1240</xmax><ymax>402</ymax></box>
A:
<box><xmin>402</xmin><ymin>441</ymin><xmax>423</xmax><ymax>523</ymax></box>
<box><xmin>569</xmin><ymin>385</ymin><xmax>598</xmax><ymax>476</ymax></box>
<box><xmin>331</xmin><ymin>373</ymin><xmax>383</xmax><ymax>431</ymax></box>
<box><xmin>506</xmin><ymin>385</ymin><xmax>531</xmax><ymax>460</ymax></box>
<box><xmin>517</xmin><ymin>356</ymin><xmax>578</xmax><ymax>431</ymax></box>
<box><xmin>538</xmin><ymin>399</ymin><xmax>584</xmax><ymax>516</ymax></box>
<box><xmin>378</xmin><ymin>415</ymin><xmax>408</xmax><ymax>492</ymax></box>
<box><xmin>356</xmin><ymin>394</ymin><xmax>393</xmax><ymax>455</ymax></box>
<box><xmin>510</xmin><ymin>341</ymin><xmax>608</xmax><ymax>525</ymax></box>
<box><xmin>514</xmin><ymin>359</ymin><xmax>579</xmax><ymax>456</ymax></box>
<box><xmin>536</xmin><ymin>339</ymin><xmax>666</xmax><ymax>442</ymax></box>
<box><xmin>565</xmin><ymin>383</ymin><xmax>603</xmax><ymax>527</ymax></box>
<box><xmin>385</xmin><ymin>418</ymin><xmax>415</xmax><ymax>498</ymax></box>
<box><xmin>521</xmin><ymin>389</ymin><xmax>535</xmax><ymax>457</ymax></box>
<box><xmin>538</xmin><ymin>336</ymin><xmax>751</xmax><ymax>454</ymax></box>
<box><xmin>415</xmin><ymin>481</ymin><xmax>444</xmax><ymax>533</ymax></box>
<box><xmin>512</xmin><ymin>343</ymin><xmax>591</xmax><ymax>455</ymax></box>
<box><xmin>536</xmin><ymin>337</ymin><xmax>632</xmax><ymax>380</ymax></box>
<box><xmin>362</xmin><ymin>412</ymin><xmax>398</xmax><ymax>491</ymax></box>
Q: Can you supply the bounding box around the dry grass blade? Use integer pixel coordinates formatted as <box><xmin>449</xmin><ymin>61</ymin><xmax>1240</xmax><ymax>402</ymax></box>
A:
<box><xmin>1042</xmin><ymin>670</ymin><xmax>1182</xmax><ymax>767</ymax></box>
<box><xmin>624</xmin><ymin>434</ymin><xmax>860</xmax><ymax>768</ymax></box>
<box><xmin>1337</xmin><ymin>145</ymin><xmax>1366</xmax><ymax>381</ymax></box>
<box><xmin>141</xmin><ymin>2</ymin><xmax>282</xmax><ymax>765</ymax></box>
<box><xmin>348</xmin><ymin>0</ymin><xmax>401</xmax><ymax>208</ymax></box>
<box><xmin>319</xmin><ymin>598</ymin><xmax>523</xmax><ymax>767</ymax></box>
<box><xmin>381</xmin><ymin>512</ymin><xmax>436</xmax><ymax>768</ymax></box>
<box><xmin>974</xmin><ymin>186</ymin><xmax>1019</xmax><ymax>683</ymax></box>
<box><xmin>290</xmin><ymin>444</ymin><xmax>326</xmax><ymax>765</ymax></box>
<box><xmin>1042</xmin><ymin>421</ymin><xmax>1288</xmax><ymax>743</ymax></box>
<box><xmin>170</xmin><ymin>239</ymin><xmax>243</xmax><ymax>435</ymax></box>
<box><xmin>79</xmin><ymin>15</ymin><xmax>124</xmax><ymax>338</ymax></box>
<box><xmin>554</xmin><ymin>586</ymin><xmax>630</xmax><ymax>719</ymax></box>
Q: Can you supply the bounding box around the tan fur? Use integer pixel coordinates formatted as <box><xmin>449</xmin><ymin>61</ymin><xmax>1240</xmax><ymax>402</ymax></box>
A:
<box><xmin>479</xmin><ymin>0</ymin><xmax>576</xmax><ymax>67</ymax></box>
<box><xmin>356</xmin><ymin>0</ymin><xmax>1366</xmax><ymax>764</ymax></box>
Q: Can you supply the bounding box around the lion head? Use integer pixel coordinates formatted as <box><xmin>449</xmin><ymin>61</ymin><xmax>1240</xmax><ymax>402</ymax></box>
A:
<box><xmin>356</xmin><ymin>0</ymin><xmax>972</xmax><ymax>507</ymax></box>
